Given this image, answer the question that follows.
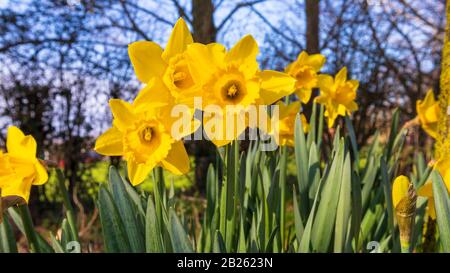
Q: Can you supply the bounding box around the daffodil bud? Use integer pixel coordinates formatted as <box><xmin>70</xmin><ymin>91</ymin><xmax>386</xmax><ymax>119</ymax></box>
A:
<box><xmin>392</xmin><ymin>176</ymin><xmax>417</xmax><ymax>253</ymax></box>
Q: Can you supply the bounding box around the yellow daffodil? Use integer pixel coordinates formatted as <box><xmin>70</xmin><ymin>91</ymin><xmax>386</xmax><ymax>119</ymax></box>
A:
<box><xmin>416</xmin><ymin>89</ymin><xmax>441</xmax><ymax>139</ymax></box>
<box><xmin>272</xmin><ymin>101</ymin><xmax>309</xmax><ymax>146</ymax></box>
<box><xmin>0</xmin><ymin>126</ymin><xmax>48</xmax><ymax>206</ymax></box>
<box><xmin>128</xmin><ymin>17</ymin><xmax>200</xmax><ymax>106</ymax></box>
<box><xmin>94</xmin><ymin>79</ymin><xmax>197</xmax><ymax>186</ymax></box>
<box><xmin>315</xmin><ymin>67</ymin><xmax>359</xmax><ymax>128</ymax></box>
<box><xmin>417</xmin><ymin>157</ymin><xmax>450</xmax><ymax>219</ymax></box>
<box><xmin>185</xmin><ymin>35</ymin><xmax>296</xmax><ymax>146</ymax></box>
<box><xmin>285</xmin><ymin>51</ymin><xmax>326</xmax><ymax>104</ymax></box>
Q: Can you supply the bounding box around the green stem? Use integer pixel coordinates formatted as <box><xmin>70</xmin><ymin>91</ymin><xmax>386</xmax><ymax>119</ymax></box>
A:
<box><xmin>18</xmin><ymin>205</ymin><xmax>41</xmax><ymax>253</ymax></box>
<box><xmin>279</xmin><ymin>146</ymin><xmax>288</xmax><ymax>252</ymax></box>
<box><xmin>56</xmin><ymin>169</ymin><xmax>79</xmax><ymax>242</ymax></box>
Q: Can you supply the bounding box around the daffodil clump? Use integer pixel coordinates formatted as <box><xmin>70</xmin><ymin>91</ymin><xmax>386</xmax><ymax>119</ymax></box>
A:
<box><xmin>3</xmin><ymin>15</ymin><xmax>450</xmax><ymax>255</ymax></box>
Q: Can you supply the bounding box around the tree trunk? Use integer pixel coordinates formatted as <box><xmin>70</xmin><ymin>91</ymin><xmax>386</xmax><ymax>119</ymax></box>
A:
<box><xmin>305</xmin><ymin>0</ymin><xmax>320</xmax><ymax>54</ymax></box>
<box><xmin>192</xmin><ymin>0</ymin><xmax>216</xmax><ymax>43</ymax></box>
<box><xmin>190</xmin><ymin>0</ymin><xmax>217</xmax><ymax>193</ymax></box>
<box><xmin>304</xmin><ymin>0</ymin><xmax>320</xmax><ymax>117</ymax></box>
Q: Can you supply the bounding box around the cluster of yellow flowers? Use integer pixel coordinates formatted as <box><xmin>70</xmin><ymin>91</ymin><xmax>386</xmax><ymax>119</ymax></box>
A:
<box><xmin>94</xmin><ymin>18</ymin><xmax>359</xmax><ymax>186</ymax></box>
<box><xmin>393</xmin><ymin>89</ymin><xmax>450</xmax><ymax>220</ymax></box>
<box><xmin>0</xmin><ymin>126</ymin><xmax>48</xmax><ymax>211</ymax></box>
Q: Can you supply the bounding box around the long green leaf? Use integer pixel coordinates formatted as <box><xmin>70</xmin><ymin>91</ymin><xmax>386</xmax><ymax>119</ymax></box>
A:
<box><xmin>431</xmin><ymin>171</ymin><xmax>450</xmax><ymax>252</ymax></box>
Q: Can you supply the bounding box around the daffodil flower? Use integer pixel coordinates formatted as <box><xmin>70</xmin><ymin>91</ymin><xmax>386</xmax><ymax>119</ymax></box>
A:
<box><xmin>285</xmin><ymin>51</ymin><xmax>326</xmax><ymax>104</ymax></box>
<box><xmin>185</xmin><ymin>35</ymin><xmax>296</xmax><ymax>146</ymax></box>
<box><xmin>272</xmin><ymin>101</ymin><xmax>309</xmax><ymax>146</ymax></box>
<box><xmin>128</xmin><ymin>17</ymin><xmax>200</xmax><ymax>107</ymax></box>
<box><xmin>94</xmin><ymin>79</ymin><xmax>197</xmax><ymax>186</ymax></box>
<box><xmin>416</xmin><ymin>89</ymin><xmax>441</xmax><ymax>139</ymax></box>
<box><xmin>417</xmin><ymin>157</ymin><xmax>450</xmax><ymax>219</ymax></box>
<box><xmin>315</xmin><ymin>67</ymin><xmax>359</xmax><ymax>128</ymax></box>
<box><xmin>0</xmin><ymin>126</ymin><xmax>48</xmax><ymax>206</ymax></box>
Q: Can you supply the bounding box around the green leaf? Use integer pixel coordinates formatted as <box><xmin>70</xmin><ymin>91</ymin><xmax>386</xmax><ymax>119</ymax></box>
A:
<box><xmin>265</xmin><ymin>226</ymin><xmax>279</xmax><ymax>252</ymax></box>
<box><xmin>0</xmin><ymin>215</ymin><xmax>17</xmax><ymax>253</ymax></box>
<box><xmin>293</xmin><ymin>187</ymin><xmax>304</xmax><ymax>244</ymax></box>
<box><xmin>311</xmin><ymin>139</ymin><xmax>345</xmax><ymax>252</ymax></box>
<box><xmin>108</xmin><ymin>166</ymin><xmax>145</xmax><ymax>252</ymax></box>
<box><xmin>334</xmin><ymin>153</ymin><xmax>352</xmax><ymax>252</ymax></box>
<box><xmin>431</xmin><ymin>170</ymin><xmax>450</xmax><ymax>252</ymax></box>
<box><xmin>145</xmin><ymin>196</ymin><xmax>164</xmax><ymax>252</ymax></box>
<box><xmin>50</xmin><ymin>233</ymin><xmax>65</xmax><ymax>253</ymax></box>
<box><xmin>97</xmin><ymin>185</ymin><xmax>131</xmax><ymax>252</ymax></box>
<box><xmin>294</xmin><ymin>114</ymin><xmax>309</xmax><ymax>220</ymax></box>
<box><xmin>169</xmin><ymin>209</ymin><xmax>193</xmax><ymax>253</ymax></box>
<box><xmin>213</xmin><ymin>230</ymin><xmax>227</xmax><ymax>253</ymax></box>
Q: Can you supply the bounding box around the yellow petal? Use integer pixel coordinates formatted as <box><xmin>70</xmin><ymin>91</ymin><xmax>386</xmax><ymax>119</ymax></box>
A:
<box><xmin>335</xmin><ymin>67</ymin><xmax>348</xmax><ymax>86</ymax></box>
<box><xmin>392</xmin><ymin>175</ymin><xmax>410</xmax><ymax>209</ymax></box>
<box><xmin>185</xmin><ymin>43</ymin><xmax>218</xmax><ymax>84</ymax></box>
<box><xmin>296</xmin><ymin>88</ymin><xmax>312</xmax><ymax>104</ymax></box>
<box><xmin>95</xmin><ymin>126</ymin><xmax>124</xmax><ymax>156</ymax></box>
<box><xmin>1</xmin><ymin>176</ymin><xmax>33</xmax><ymax>204</ymax></box>
<box><xmin>32</xmin><ymin>161</ymin><xmax>48</xmax><ymax>185</ymax></box>
<box><xmin>203</xmin><ymin>112</ymin><xmax>247</xmax><ymax>147</ymax></box>
<box><xmin>259</xmin><ymin>70</ymin><xmax>296</xmax><ymax>105</ymax></box>
<box><xmin>317</xmin><ymin>74</ymin><xmax>334</xmax><ymax>92</ymax></box>
<box><xmin>296</xmin><ymin>51</ymin><xmax>308</xmax><ymax>64</ymax></box>
<box><xmin>127</xmin><ymin>160</ymin><xmax>154</xmax><ymax>186</ymax></box>
<box><xmin>132</xmin><ymin>78</ymin><xmax>171</xmax><ymax>113</ymax></box>
<box><xmin>128</xmin><ymin>41</ymin><xmax>166</xmax><ymax>83</ymax></box>
<box><xmin>428</xmin><ymin>197</ymin><xmax>436</xmax><ymax>219</ymax></box>
<box><xmin>207</xmin><ymin>43</ymin><xmax>226</xmax><ymax>65</ymax></box>
<box><xmin>417</xmin><ymin>182</ymin><xmax>433</xmax><ymax>198</ymax></box>
<box><xmin>160</xmin><ymin>141</ymin><xmax>190</xmax><ymax>175</ymax></box>
<box><xmin>225</xmin><ymin>35</ymin><xmax>259</xmax><ymax>69</ymax></box>
<box><xmin>7</xmin><ymin>126</ymin><xmax>36</xmax><ymax>161</ymax></box>
<box><xmin>109</xmin><ymin>99</ymin><xmax>137</xmax><ymax>131</ymax></box>
<box><xmin>305</xmin><ymin>54</ymin><xmax>326</xmax><ymax>71</ymax></box>
<box><xmin>162</xmin><ymin>18</ymin><xmax>193</xmax><ymax>61</ymax></box>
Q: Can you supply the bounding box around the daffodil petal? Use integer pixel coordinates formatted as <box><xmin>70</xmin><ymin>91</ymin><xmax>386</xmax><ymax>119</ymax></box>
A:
<box><xmin>109</xmin><ymin>99</ymin><xmax>137</xmax><ymax>131</ymax></box>
<box><xmin>417</xmin><ymin>182</ymin><xmax>433</xmax><ymax>198</ymax></box>
<box><xmin>317</xmin><ymin>74</ymin><xmax>334</xmax><ymax>91</ymax></box>
<box><xmin>32</xmin><ymin>161</ymin><xmax>48</xmax><ymax>185</ymax></box>
<box><xmin>6</xmin><ymin>126</ymin><xmax>36</xmax><ymax>160</ymax></box>
<box><xmin>127</xmin><ymin>160</ymin><xmax>154</xmax><ymax>186</ymax></box>
<box><xmin>128</xmin><ymin>41</ymin><xmax>166</xmax><ymax>83</ymax></box>
<box><xmin>94</xmin><ymin>126</ymin><xmax>124</xmax><ymax>156</ymax></box>
<box><xmin>207</xmin><ymin>43</ymin><xmax>226</xmax><ymax>65</ymax></box>
<box><xmin>133</xmin><ymin>78</ymin><xmax>171</xmax><ymax>113</ymax></box>
<box><xmin>259</xmin><ymin>70</ymin><xmax>296</xmax><ymax>105</ymax></box>
<box><xmin>160</xmin><ymin>141</ymin><xmax>190</xmax><ymax>175</ymax></box>
<box><xmin>296</xmin><ymin>88</ymin><xmax>312</xmax><ymax>104</ymax></box>
<box><xmin>428</xmin><ymin>197</ymin><xmax>437</xmax><ymax>219</ymax></box>
<box><xmin>225</xmin><ymin>35</ymin><xmax>259</xmax><ymax>69</ymax></box>
<box><xmin>1</xmin><ymin>176</ymin><xmax>33</xmax><ymax>204</ymax></box>
<box><xmin>335</xmin><ymin>67</ymin><xmax>348</xmax><ymax>86</ymax></box>
<box><xmin>162</xmin><ymin>18</ymin><xmax>193</xmax><ymax>61</ymax></box>
<box><xmin>185</xmin><ymin>43</ymin><xmax>218</xmax><ymax>84</ymax></box>
<box><xmin>305</xmin><ymin>54</ymin><xmax>326</xmax><ymax>71</ymax></box>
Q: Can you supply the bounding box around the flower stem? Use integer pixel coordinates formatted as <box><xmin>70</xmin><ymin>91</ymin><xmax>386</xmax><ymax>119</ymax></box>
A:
<box><xmin>279</xmin><ymin>145</ymin><xmax>288</xmax><ymax>252</ymax></box>
<box><xmin>56</xmin><ymin>169</ymin><xmax>79</xmax><ymax>242</ymax></box>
